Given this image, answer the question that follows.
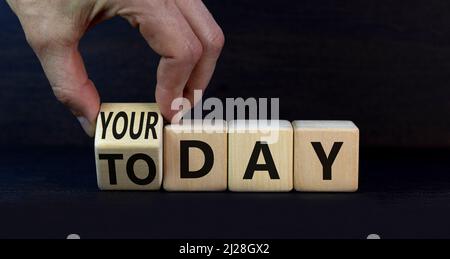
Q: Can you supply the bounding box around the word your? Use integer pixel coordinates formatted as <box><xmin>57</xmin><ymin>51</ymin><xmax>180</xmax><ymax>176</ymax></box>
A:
<box><xmin>99</xmin><ymin>111</ymin><xmax>159</xmax><ymax>140</ymax></box>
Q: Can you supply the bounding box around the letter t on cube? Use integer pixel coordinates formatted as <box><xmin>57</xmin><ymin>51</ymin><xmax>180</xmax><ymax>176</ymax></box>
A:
<box><xmin>293</xmin><ymin>121</ymin><xmax>359</xmax><ymax>192</ymax></box>
<box><xmin>94</xmin><ymin>103</ymin><xmax>163</xmax><ymax>190</ymax></box>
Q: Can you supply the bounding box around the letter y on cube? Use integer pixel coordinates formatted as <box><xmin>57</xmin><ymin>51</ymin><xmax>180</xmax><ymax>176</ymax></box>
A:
<box><xmin>293</xmin><ymin>121</ymin><xmax>359</xmax><ymax>192</ymax></box>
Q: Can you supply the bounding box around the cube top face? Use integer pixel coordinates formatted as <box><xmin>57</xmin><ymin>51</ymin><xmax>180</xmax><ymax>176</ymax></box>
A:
<box><xmin>292</xmin><ymin>120</ymin><xmax>358</xmax><ymax>131</ymax></box>
<box><xmin>229</xmin><ymin>120</ymin><xmax>293</xmax><ymax>132</ymax></box>
<box><xmin>164</xmin><ymin>120</ymin><xmax>227</xmax><ymax>191</ymax></box>
<box><xmin>293</xmin><ymin>120</ymin><xmax>359</xmax><ymax>192</ymax></box>
<box><xmin>228</xmin><ymin>120</ymin><xmax>293</xmax><ymax>192</ymax></box>
<box><xmin>94</xmin><ymin>103</ymin><xmax>163</xmax><ymax>190</ymax></box>
<box><xmin>95</xmin><ymin>103</ymin><xmax>162</xmax><ymax>147</ymax></box>
<box><xmin>166</xmin><ymin>120</ymin><xmax>227</xmax><ymax>133</ymax></box>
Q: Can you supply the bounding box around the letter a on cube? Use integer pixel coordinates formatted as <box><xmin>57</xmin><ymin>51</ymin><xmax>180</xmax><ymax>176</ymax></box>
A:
<box><xmin>228</xmin><ymin>120</ymin><xmax>293</xmax><ymax>192</ymax></box>
<box><xmin>293</xmin><ymin>121</ymin><xmax>359</xmax><ymax>192</ymax></box>
<box><xmin>94</xmin><ymin>103</ymin><xmax>163</xmax><ymax>190</ymax></box>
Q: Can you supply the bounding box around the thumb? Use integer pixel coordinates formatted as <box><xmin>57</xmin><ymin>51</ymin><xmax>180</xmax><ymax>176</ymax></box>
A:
<box><xmin>36</xmin><ymin>44</ymin><xmax>100</xmax><ymax>137</ymax></box>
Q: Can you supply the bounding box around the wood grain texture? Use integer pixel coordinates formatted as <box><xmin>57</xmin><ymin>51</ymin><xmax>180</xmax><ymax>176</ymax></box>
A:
<box><xmin>163</xmin><ymin>121</ymin><xmax>228</xmax><ymax>191</ymax></box>
<box><xmin>228</xmin><ymin>120</ymin><xmax>293</xmax><ymax>192</ymax></box>
<box><xmin>293</xmin><ymin>121</ymin><xmax>359</xmax><ymax>192</ymax></box>
<box><xmin>94</xmin><ymin>103</ymin><xmax>163</xmax><ymax>190</ymax></box>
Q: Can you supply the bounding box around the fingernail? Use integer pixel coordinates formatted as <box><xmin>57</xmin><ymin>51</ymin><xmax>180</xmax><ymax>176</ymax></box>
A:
<box><xmin>77</xmin><ymin>116</ymin><xmax>96</xmax><ymax>137</ymax></box>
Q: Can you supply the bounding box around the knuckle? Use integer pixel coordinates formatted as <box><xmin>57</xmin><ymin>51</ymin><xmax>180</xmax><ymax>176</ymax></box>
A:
<box><xmin>204</xmin><ymin>27</ymin><xmax>225</xmax><ymax>56</ymax></box>
<box><xmin>52</xmin><ymin>87</ymin><xmax>75</xmax><ymax>106</ymax></box>
<box><xmin>178</xmin><ymin>38</ymin><xmax>203</xmax><ymax>65</ymax></box>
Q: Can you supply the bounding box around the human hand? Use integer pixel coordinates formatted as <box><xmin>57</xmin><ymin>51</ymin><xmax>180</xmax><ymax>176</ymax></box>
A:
<box><xmin>6</xmin><ymin>0</ymin><xmax>224</xmax><ymax>136</ymax></box>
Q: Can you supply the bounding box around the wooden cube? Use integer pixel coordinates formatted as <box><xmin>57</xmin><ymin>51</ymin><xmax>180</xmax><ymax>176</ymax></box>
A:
<box><xmin>94</xmin><ymin>103</ymin><xmax>163</xmax><ymax>190</ymax></box>
<box><xmin>293</xmin><ymin>121</ymin><xmax>359</xmax><ymax>192</ymax></box>
<box><xmin>228</xmin><ymin>120</ymin><xmax>293</xmax><ymax>192</ymax></box>
<box><xmin>163</xmin><ymin>120</ymin><xmax>227</xmax><ymax>191</ymax></box>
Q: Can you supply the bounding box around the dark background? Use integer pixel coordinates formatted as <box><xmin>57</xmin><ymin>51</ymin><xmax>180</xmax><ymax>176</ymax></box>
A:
<box><xmin>1</xmin><ymin>0</ymin><xmax>450</xmax><ymax>239</ymax></box>
<box><xmin>2</xmin><ymin>0</ymin><xmax>450</xmax><ymax>148</ymax></box>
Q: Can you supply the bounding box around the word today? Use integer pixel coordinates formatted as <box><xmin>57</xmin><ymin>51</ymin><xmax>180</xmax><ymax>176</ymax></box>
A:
<box><xmin>94</xmin><ymin>103</ymin><xmax>359</xmax><ymax>192</ymax></box>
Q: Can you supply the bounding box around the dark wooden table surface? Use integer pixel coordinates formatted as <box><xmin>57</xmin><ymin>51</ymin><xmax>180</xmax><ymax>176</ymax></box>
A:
<box><xmin>0</xmin><ymin>147</ymin><xmax>448</xmax><ymax>239</ymax></box>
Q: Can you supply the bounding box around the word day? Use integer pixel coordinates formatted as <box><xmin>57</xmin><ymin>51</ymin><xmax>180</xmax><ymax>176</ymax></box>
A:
<box><xmin>94</xmin><ymin>103</ymin><xmax>359</xmax><ymax>192</ymax></box>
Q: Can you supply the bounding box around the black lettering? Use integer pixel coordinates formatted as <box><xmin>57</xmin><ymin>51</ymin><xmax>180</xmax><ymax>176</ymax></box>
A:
<box><xmin>244</xmin><ymin>141</ymin><xmax>280</xmax><ymax>180</ymax></box>
<box><xmin>180</xmin><ymin>140</ymin><xmax>214</xmax><ymax>179</ymax></box>
<box><xmin>100</xmin><ymin>112</ymin><xmax>114</xmax><ymax>139</ymax></box>
<box><xmin>130</xmin><ymin>112</ymin><xmax>145</xmax><ymax>139</ymax></box>
<box><xmin>311</xmin><ymin>142</ymin><xmax>343</xmax><ymax>180</ymax></box>
<box><xmin>112</xmin><ymin>111</ymin><xmax>128</xmax><ymax>139</ymax></box>
<box><xmin>98</xmin><ymin>154</ymin><xmax>124</xmax><ymax>185</ymax></box>
<box><xmin>145</xmin><ymin>112</ymin><xmax>159</xmax><ymax>139</ymax></box>
<box><xmin>126</xmin><ymin>153</ymin><xmax>156</xmax><ymax>185</ymax></box>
